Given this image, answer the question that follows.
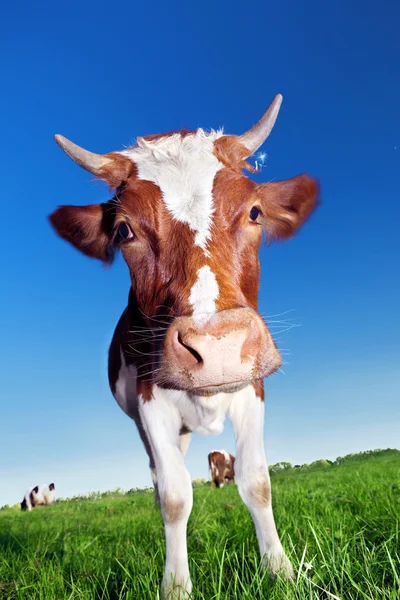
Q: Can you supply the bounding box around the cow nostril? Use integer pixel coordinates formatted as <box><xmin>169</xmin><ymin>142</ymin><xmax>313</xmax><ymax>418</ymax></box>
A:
<box><xmin>177</xmin><ymin>333</ymin><xmax>203</xmax><ymax>364</ymax></box>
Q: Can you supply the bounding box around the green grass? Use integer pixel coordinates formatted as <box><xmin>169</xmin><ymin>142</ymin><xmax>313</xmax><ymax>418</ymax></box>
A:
<box><xmin>1</xmin><ymin>451</ymin><xmax>399</xmax><ymax>599</ymax></box>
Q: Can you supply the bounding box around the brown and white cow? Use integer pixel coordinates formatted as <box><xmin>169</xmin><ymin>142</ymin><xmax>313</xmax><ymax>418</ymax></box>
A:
<box><xmin>208</xmin><ymin>450</ymin><xmax>235</xmax><ymax>488</ymax></box>
<box><xmin>49</xmin><ymin>95</ymin><xmax>318</xmax><ymax>598</ymax></box>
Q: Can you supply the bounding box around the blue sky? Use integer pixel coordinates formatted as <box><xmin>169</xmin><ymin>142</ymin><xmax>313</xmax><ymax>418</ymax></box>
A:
<box><xmin>1</xmin><ymin>0</ymin><xmax>399</xmax><ymax>506</ymax></box>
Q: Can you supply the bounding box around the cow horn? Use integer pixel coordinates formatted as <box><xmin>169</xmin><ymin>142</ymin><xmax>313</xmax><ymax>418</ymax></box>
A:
<box><xmin>239</xmin><ymin>94</ymin><xmax>283</xmax><ymax>155</ymax></box>
<box><xmin>54</xmin><ymin>134</ymin><xmax>112</xmax><ymax>175</ymax></box>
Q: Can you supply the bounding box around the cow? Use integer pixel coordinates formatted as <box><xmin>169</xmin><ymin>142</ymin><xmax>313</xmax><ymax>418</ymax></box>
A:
<box><xmin>49</xmin><ymin>94</ymin><xmax>318</xmax><ymax>599</ymax></box>
<box><xmin>21</xmin><ymin>483</ymin><xmax>55</xmax><ymax>511</ymax></box>
<box><xmin>208</xmin><ymin>450</ymin><xmax>235</xmax><ymax>488</ymax></box>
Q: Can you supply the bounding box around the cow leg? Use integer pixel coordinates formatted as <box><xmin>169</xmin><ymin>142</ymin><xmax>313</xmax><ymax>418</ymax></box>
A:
<box><xmin>150</xmin><ymin>432</ymin><xmax>189</xmax><ymax>507</ymax></box>
<box><xmin>140</xmin><ymin>394</ymin><xmax>193</xmax><ymax>599</ymax></box>
<box><xmin>179</xmin><ymin>431</ymin><xmax>191</xmax><ymax>456</ymax></box>
<box><xmin>149</xmin><ymin>432</ymin><xmax>190</xmax><ymax>506</ymax></box>
<box><xmin>228</xmin><ymin>385</ymin><xmax>294</xmax><ymax>580</ymax></box>
<box><xmin>150</xmin><ymin>462</ymin><xmax>160</xmax><ymax>505</ymax></box>
<box><xmin>208</xmin><ymin>459</ymin><xmax>215</xmax><ymax>488</ymax></box>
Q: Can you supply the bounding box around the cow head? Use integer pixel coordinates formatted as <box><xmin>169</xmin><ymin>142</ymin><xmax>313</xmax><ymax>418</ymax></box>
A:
<box><xmin>50</xmin><ymin>96</ymin><xmax>318</xmax><ymax>396</ymax></box>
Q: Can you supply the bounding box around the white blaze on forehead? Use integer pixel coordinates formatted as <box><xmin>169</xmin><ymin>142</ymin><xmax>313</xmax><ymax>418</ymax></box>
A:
<box><xmin>189</xmin><ymin>265</ymin><xmax>219</xmax><ymax>321</ymax></box>
<box><xmin>222</xmin><ymin>450</ymin><xmax>231</xmax><ymax>463</ymax></box>
<box><xmin>119</xmin><ymin>129</ymin><xmax>224</xmax><ymax>250</ymax></box>
<box><xmin>211</xmin><ymin>449</ymin><xmax>231</xmax><ymax>463</ymax></box>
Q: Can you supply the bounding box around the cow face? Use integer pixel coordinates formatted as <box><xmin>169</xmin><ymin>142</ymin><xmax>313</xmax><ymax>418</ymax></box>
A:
<box><xmin>50</xmin><ymin>97</ymin><xmax>318</xmax><ymax>396</ymax></box>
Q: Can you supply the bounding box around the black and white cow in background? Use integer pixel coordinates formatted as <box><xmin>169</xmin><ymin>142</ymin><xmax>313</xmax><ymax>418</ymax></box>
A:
<box><xmin>21</xmin><ymin>483</ymin><xmax>56</xmax><ymax>511</ymax></box>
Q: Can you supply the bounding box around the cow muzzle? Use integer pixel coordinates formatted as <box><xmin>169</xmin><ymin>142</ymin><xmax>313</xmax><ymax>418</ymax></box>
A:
<box><xmin>158</xmin><ymin>308</ymin><xmax>281</xmax><ymax>396</ymax></box>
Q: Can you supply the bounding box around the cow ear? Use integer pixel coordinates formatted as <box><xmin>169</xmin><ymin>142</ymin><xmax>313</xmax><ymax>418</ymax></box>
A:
<box><xmin>32</xmin><ymin>486</ymin><xmax>39</xmax><ymax>494</ymax></box>
<box><xmin>49</xmin><ymin>201</ymin><xmax>116</xmax><ymax>263</ymax></box>
<box><xmin>254</xmin><ymin>174</ymin><xmax>319</xmax><ymax>241</ymax></box>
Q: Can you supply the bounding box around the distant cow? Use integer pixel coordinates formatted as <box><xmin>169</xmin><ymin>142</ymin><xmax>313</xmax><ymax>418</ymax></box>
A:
<box><xmin>21</xmin><ymin>483</ymin><xmax>55</xmax><ymax>511</ymax></box>
<box><xmin>208</xmin><ymin>451</ymin><xmax>235</xmax><ymax>488</ymax></box>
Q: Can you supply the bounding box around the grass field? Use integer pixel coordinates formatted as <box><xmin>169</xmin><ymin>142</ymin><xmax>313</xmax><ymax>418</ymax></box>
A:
<box><xmin>1</xmin><ymin>450</ymin><xmax>399</xmax><ymax>599</ymax></box>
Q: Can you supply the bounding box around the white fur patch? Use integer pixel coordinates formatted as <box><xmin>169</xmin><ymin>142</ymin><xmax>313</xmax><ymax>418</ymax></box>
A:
<box><xmin>22</xmin><ymin>484</ymin><xmax>55</xmax><ymax>511</ymax></box>
<box><xmin>210</xmin><ymin>449</ymin><xmax>231</xmax><ymax>463</ymax></box>
<box><xmin>140</xmin><ymin>385</ymin><xmax>233</xmax><ymax>436</ymax></box>
<box><xmin>222</xmin><ymin>449</ymin><xmax>231</xmax><ymax>463</ymax></box>
<box><xmin>119</xmin><ymin>130</ymin><xmax>224</xmax><ymax>250</ymax></box>
<box><xmin>175</xmin><ymin>389</ymin><xmax>233</xmax><ymax>435</ymax></box>
<box><xmin>189</xmin><ymin>265</ymin><xmax>219</xmax><ymax>322</ymax></box>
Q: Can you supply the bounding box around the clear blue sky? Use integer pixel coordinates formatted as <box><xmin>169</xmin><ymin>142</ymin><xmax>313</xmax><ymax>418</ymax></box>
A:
<box><xmin>1</xmin><ymin>0</ymin><xmax>399</xmax><ymax>506</ymax></box>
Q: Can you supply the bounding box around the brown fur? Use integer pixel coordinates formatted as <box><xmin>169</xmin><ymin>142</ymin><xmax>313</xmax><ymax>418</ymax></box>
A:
<box><xmin>163</xmin><ymin>494</ymin><xmax>185</xmax><ymax>523</ymax></box>
<box><xmin>99</xmin><ymin>153</ymin><xmax>137</xmax><ymax>188</ymax></box>
<box><xmin>252</xmin><ymin>379</ymin><xmax>265</xmax><ymax>400</ymax></box>
<box><xmin>250</xmin><ymin>478</ymin><xmax>271</xmax><ymax>506</ymax></box>
<box><xmin>214</xmin><ymin>136</ymin><xmax>256</xmax><ymax>173</ymax></box>
<box><xmin>141</xmin><ymin>129</ymin><xmax>196</xmax><ymax>143</ymax></box>
<box><xmin>49</xmin><ymin>201</ymin><xmax>117</xmax><ymax>263</ymax></box>
<box><xmin>254</xmin><ymin>174</ymin><xmax>319</xmax><ymax>241</ymax></box>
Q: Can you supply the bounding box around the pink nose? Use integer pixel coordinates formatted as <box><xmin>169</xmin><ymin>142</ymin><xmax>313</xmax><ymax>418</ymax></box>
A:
<box><xmin>173</xmin><ymin>324</ymin><xmax>257</xmax><ymax>372</ymax></box>
<box><xmin>159</xmin><ymin>309</ymin><xmax>281</xmax><ymax>394</ymax></box>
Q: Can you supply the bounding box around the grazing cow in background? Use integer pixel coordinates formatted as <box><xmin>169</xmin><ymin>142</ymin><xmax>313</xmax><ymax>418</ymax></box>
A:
<box><xmin>208</xmin><ymin>450</ymin><xmax>235</xmax><ymax>488</ymax></box>
<box><xmin>50</xmin><ymin>94</ymin><xmax>318</xmax><ymax>599</ymax></box>
<box><xmin>21</xmin><ymin>483</ymin><xmax>55</xmax><ymax>511</ymax></box>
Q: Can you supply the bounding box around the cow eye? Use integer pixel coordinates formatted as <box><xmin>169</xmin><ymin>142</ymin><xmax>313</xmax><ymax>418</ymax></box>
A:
<box><xmin>116</xmin><ymin>222</ymin><xmax>134</xmax><ymax>242</ymax></box>
<box><xmin>250</xmin><ymin>206</ymin><xmax>260</xmax><ymax>221</ymax></box>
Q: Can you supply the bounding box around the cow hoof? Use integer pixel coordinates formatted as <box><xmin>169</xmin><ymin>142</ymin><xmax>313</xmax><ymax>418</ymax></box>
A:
<box><xmin>161</xmin><ymin>576</ymin><xmax>192</xmax><ymax>599</ymax></box>
<box><xmin>263</xmin><ymin>550</ymin><xmax>295</xmax><ymax>581</ymax></box>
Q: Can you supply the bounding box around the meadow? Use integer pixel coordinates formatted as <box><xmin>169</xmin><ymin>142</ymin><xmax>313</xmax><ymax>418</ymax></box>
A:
<box><xmin>0</xmin><ymin>450</ymin><xmax>399</xmax><ymax>599</ymax></box>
